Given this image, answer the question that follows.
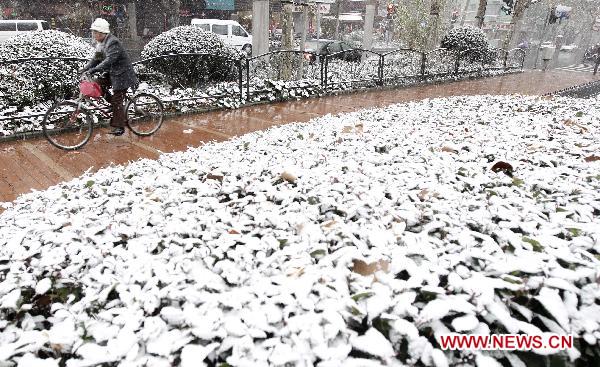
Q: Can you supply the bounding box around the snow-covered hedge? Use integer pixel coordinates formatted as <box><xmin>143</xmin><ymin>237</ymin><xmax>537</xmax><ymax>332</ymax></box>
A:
<box><xmin>140</xmin><ymin>26</ymin><xmax>243</xmax><ymax>88</ymax></box>
<box><xmin>1</xmin><ymin>94</ymin><xmax>599</xmax><ymax>367</ymax></box>
<box><xmin>0</xmin><ymin>30</ymin><xmax>93</xmax><ymax>107</ymax></box>
<box><xmin>441</xmin><ymin>26</ymin><xmax>490</xmax><ymax>63</ymax></box>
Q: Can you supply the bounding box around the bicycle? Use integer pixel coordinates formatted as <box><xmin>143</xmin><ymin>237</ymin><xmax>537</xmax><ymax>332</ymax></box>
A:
<box><xmin>42</xmin><ymin>74</ymin><xmax>164</xmax><ymax>150</ymax></box>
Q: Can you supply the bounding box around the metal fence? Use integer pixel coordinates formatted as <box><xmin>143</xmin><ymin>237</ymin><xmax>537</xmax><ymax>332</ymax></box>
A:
<box><xmin>0</xmin><ymin>47</ymin><xmax>525</xmax><ymax>128</ymax></box>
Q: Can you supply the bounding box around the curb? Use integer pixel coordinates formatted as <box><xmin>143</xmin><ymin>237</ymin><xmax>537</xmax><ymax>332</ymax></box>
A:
<box><xmin>1</xmin><ymin>69</ymin><xmax>523</xmax><ymax>144</ymax></box>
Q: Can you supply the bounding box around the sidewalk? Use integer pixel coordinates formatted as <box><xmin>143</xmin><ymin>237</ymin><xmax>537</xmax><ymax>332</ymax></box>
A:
<box><xmin>0</xmin><ymin>70</ymin><xmax>597</xmax><ymax>204</ymax></box>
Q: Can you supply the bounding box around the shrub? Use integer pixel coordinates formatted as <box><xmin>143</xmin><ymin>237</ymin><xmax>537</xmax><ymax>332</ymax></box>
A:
<box><xmin>140</xmin><ymin>26</ymin><xmax>243</xmax><ymax>88</ymax></box>
<box><xmin>0</xmin><ymin>30</ymin><xmax>93</xmax><ymax>107</ymax></box>
<box><xmin>441</xmin><ymin>25</ymin><xmax>491</xmax><ymax>63</ymax></box>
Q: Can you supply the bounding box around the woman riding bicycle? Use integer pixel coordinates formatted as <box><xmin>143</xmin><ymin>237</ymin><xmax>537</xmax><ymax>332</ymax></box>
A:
<box><xmin>80</xmin><ymin>18</ymin><xmax>138</xmax><ymax>136</ymax></box>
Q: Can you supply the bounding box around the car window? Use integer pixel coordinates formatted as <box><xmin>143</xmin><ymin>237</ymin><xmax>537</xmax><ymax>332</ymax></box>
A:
<box><xmin>0</xmin><ymin>22</ymin><xmax>17</xmax><ymax>31</ymax></box>
<box><xmin>212</xmin><ymin>24</ymin><xmax>228</xmax><ymax>36</ymax></box>
<box><xmin>195</xmin><ymin>23</ymin><xmax>209</xmax><ymax>31</ymax></box>
<box><xmin>41</xmin><ymin>21</ymin><xmax>50</xmax><ymax>30</ymax></box>
<box><xmin>232</xmin><ymin>25</ymin><xmax>247</xmax><ymax>37</ymax></box>
<box><xmin>340</xmin><ymin>42</ymin><xmax>352</xmax><ymax>51</ymax></box>
<box><xmin>17</xmin><ymin>22</ymin><xmax>39</xmax><ymax>31</ymax></box>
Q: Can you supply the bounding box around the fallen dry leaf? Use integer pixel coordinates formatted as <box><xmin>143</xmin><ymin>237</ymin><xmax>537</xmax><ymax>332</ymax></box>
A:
<box><xmin>585</xmin><ymin>155</ymin><xmax>600</xmax><ymax>162</ymax></box>
<box><xmin>281</xmin><ymin>171</ymin><xmax>297</xmax><ymax>183</ymax></box>
<box><xmin>321</xmin><ymin>220</ymin><xmax>338</xmax><ymax>229</ymax></box>
<box><xmin>491</xmin><ymin>161</ymin><xmax>514</xmax><ymax>177</ymax></box>
<box><xmin>352</xmin><ymin>259</ymin><xmax>390</xmax><ymax>276</ymax></box>
<box><xmin>206</xmin><ymin>174</ymin><xmax>224</xmax><ymax>182</ymax></box>
<box><xmin>342</xmin><ymin>124</ymin><xmax>363</xmax><ymax>134</ymax></box>
<box><xmin>563</xmin><ymin>119</ymin><xmax>588</xmax><ymax>133</ymax></box>
<box><xmin>441</xmin><ymin>146</ymin><xmax>458</xmax><ymax>154</ymax></box>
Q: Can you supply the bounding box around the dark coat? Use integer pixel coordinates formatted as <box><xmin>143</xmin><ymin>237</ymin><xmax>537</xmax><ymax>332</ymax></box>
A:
<box><xmin>84</xmin><ymin>34</ymin><xmax>138</xmax><ymax>91</ymax></box>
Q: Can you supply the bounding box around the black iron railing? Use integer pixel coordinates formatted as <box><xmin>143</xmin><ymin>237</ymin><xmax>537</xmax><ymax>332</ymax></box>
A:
<box><xmin>0</xmin><ymin>48</ymin><xmax>525</xmax><ymax>129</ymax></box>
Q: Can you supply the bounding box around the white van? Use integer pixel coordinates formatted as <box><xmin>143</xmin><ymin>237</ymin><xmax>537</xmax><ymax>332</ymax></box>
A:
<box><xmin>191</xmin><ymin>19</ymin><xmax>252</xmax><ymax>55</ymax></box>
<box><xmin>0</xmin><ymin>20</ymin><xmax>50</xmax><ymax>43</ymax></box>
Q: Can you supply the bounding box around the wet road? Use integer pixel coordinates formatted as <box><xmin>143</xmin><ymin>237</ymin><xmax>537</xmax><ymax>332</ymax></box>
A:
<box><xmin>0</xmin><ymin>70</ymin><xmax>597</xmax><ymax>205</ymax></box>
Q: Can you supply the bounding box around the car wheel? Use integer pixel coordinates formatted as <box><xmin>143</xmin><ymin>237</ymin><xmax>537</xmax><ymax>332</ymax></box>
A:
<box><xmin>242</xmin><ymin>44</ymin><xmax>252</xmax><ymax>56</ymax></box>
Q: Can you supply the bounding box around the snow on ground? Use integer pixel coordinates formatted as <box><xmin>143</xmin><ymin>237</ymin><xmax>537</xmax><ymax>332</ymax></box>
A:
<box><xmin>1</xmin><ymin>94</ymin><xmax>600</xmax><ymax>367</ymax></box>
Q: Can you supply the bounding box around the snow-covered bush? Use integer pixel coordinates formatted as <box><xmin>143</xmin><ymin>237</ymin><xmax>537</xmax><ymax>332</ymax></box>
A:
<box><xmin>441</xmin><ymin>25</ymin><xmax>491</xmax><ymax>63</ymax></box>
<box><xmin>140</xmin><ymin>26</ymin><xmax>243</xmax><ymax>88</ymax></box>
<box><xmin>1</xmin><ymin>95</ymin><xmax>600</xmax><ymax>366</ymax></box>
<box><xmin>0</xmin><ymin>30</ymin><xmax>93</xmax><ymax>107</ymax></box>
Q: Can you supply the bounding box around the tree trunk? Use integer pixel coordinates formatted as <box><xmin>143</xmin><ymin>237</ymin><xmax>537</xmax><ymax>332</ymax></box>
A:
<box><xmin>334</xmin><ymin>0</ymin><xmax>341</xmax><ymax>40</ymax></box>
<box><xmin>128</xmin><ymin>2</ymin><xmax>140</xmax><ymax>42</ymax></box>
<box><xmin>427</xmin><ymin>0</ymin><xmax>443</xmax><ymax>50</ymax></box>
<box><xmin>502</xmin><ymin>0</ymin><xmax>530</xmax><ymax>50</ymax></box>
<box><xmin>252</xmin><ymin>0</ymin><xmax>270</xmax><ymax>56</ymax></box>
<box><xmin>475</xmin><ymin>0</ymin><xmax>487</xmax><ymax>28</ymax></box>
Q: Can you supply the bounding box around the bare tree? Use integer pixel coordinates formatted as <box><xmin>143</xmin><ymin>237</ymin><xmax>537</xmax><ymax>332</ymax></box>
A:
<box><xmin>475</xmin><ymin>0</ymin><xmax>487</xmax><ymax>28</ymax></box>
<box><xmin>393</xmin><ymin>0</ymin><xmax>430</xmax><ymax>50</ymax></box>
<box><xmin>161</xmin><ymin>0</ymin><xmax>181</xmax><ymax>30</ymax></box>
<box><xmin>502</xmin><ymin>0</ymin><xmax>532</xmax><ymax>50</ymax></box>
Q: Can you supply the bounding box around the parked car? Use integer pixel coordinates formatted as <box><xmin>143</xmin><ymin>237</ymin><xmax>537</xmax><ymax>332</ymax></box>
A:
<box><xmin>191</xmin><ymin>19</ymin><xmax>252</xmax><ymax>55</ymax></box>
<box><xmin>0</xmin><ymin>20</ymin><xmax>50</xmax><ymax>43</ymax></box>
<box><xmin>302</xmin><ymin>39</ymin><xmax>362</xmax><ymax>63</ymax></box>
<box><xmin>559</xmin><ymin>44</ymin><xmax>577</xmax><ymax>52</ymax></box>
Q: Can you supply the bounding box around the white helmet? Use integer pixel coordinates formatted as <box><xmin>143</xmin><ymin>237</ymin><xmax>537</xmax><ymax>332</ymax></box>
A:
<box><xmin>90</xmin><ymin>18</ymin><xmax>110</xmax><ymax>34</ymax></box>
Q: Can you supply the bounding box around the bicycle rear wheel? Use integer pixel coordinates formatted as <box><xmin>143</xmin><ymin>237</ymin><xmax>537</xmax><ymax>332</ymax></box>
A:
<box><xmin>42</xmin><ymin>100</ymin><xmax>93</xmax><ymax>150</ymax></box>
<box><xmin>126</xmin><ymin>93</ymin><xmax>164</xmax><ymax>136</ymax></box>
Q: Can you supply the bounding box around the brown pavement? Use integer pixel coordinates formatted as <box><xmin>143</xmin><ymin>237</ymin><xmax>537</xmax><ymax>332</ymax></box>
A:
<box><xmin>0</xmin><ymin>70</ymin><xmax>597</xmax><ymax>205</ymax></box>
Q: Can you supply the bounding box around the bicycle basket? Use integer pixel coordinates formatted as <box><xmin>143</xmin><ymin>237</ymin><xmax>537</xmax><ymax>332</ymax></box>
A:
<box><xmin>80</xmin><ymin>80</ymin><xmax>103</xmax><ymax>98</ymax></box>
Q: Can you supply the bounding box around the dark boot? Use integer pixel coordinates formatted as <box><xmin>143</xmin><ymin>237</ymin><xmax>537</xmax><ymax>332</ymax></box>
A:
<box><xmin>108</xmin><ymin>127</ymin><xmax>125</xmax><ymax>136</ymax></box>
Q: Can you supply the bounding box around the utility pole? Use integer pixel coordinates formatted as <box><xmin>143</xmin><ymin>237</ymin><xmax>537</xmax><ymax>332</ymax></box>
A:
<box><xmin>281</xmin><ymin>1</ymin><xmax>294</xmax><ymax>79</ymax></box>
<box><xmin>362</xmin><ymin>0</ymin><xmax>376</xmax><ymax>50</ymax></box>
<box><xmin>316</xmin><ymin>2</ymin><xmax>321</xmax><ymax>40</ymax></box>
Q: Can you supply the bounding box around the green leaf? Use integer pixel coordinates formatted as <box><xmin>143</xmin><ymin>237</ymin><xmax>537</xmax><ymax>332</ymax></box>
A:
<box><xmin>350</xmin><ymin>306</ymin><xmax>362</xmax><ymax>316</ymax></box>
<box><xmin>566</xmin><ymin>228</ymin><xmax>581</xmax><ymax>237</ymax></box>
<box><xmin>486</xmin><ymin>189</ymin><xmax>498</xmax><ymax>197</ymax></box>
<box><xmin>278</xmin><ymin>238</ymin><xmax>288</xmax><ymax>249</ymax></box>
<box><xmin>522</xmin><ymin>236</ymin><xmax>543</xmax><ymax>252</ymax></box>
<box><xmin>556</xmin><ymin>207</ymin><xmax>567</xmax><ymax>212</ymax></box>
<box><xmin>351</xmin><ymin>292</ymin><xmax>374</xmax><ymax>302</ymax></box>
<box><xmin>310</xmin><ymin>249</ymin><xmax>326</xmax><ymax>258</ymax></box>
<box><xmin>85</xmin><ymin>180</ymin><xmax>94</xmax><ymax>188</ymax></box>
<box><xmin>373</xmin><ymin>317</ymin><xmax>392</xmax><ymax>339</ymax></box>
<box><xmin>512</xmin><ymin>177</ymin><xmax>524</xmax><ymax>187</ymax></box>
<box><xmin>575</xmin><ymin>111</ymin><xmax>584</xmax><ymax>117</ymax></box>
<box><xmin>502</xmin><ymin>277</ymin><xmax>523</xmax><ymax>284</ymax></box>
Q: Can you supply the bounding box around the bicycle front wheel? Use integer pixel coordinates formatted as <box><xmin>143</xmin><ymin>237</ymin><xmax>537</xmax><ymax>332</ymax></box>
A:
<box><xmin>42</xmin><ymin>100</ymin><xmax>93</xmax><ymax>150</ymax></box>
<box><xmin>126</xmin><ymin>93</ymin><xmax>164</xmax><ymax>136</ymax></box>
